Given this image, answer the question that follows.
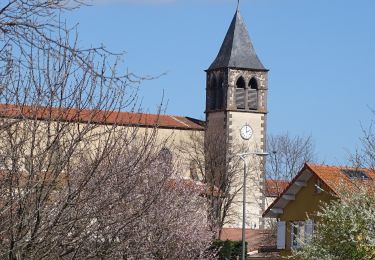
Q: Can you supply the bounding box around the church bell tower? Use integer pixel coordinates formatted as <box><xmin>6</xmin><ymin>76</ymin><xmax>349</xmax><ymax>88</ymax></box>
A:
<box><xmin>206</xmin><ymin>7</ymin><xmax>268</xmax><ymax>229</ymax></box>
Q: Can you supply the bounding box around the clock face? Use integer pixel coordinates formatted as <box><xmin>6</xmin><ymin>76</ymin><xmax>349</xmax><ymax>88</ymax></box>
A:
<box><xmin>240</xmin><ymin>124</ymin><xmax>253</xmax><ymax>140</ymax></box>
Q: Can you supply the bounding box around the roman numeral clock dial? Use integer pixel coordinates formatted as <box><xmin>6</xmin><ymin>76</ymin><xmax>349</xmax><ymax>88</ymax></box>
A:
<box><xmin>240</xmin><ymin>124</ymin><xmax>253</xmax><ymax>140</ymax></box>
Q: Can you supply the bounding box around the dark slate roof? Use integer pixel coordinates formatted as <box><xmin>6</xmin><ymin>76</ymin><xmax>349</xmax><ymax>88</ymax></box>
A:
<box><xmin>208</xmin><ymin>9</ymin><xmax>266</xmax><ymax>71</ymax></box>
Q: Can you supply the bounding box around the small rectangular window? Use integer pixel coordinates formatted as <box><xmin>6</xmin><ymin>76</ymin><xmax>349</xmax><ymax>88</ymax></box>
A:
<box><xmin>291</xmin><ymin>222</ymin><xmax>301</xmax><ymax>249</ymax></box>
<box><xmin>189</xmin><ymin>161</ymin><xmax>199</xmax><ymax>181</ymax></box>
<box><xmin>291</xmin><ymin>220</ymin><xmax>314</xmax><ymax>249</ymax></box>
<box><xmin>315</xmin><ymin>179</ymin><xmax>323</xmax><ymax>193</ymax></box>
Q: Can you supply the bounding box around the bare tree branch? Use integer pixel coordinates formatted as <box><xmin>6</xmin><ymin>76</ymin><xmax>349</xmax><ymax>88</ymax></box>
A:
<box><xmin>266</xmin><ymin>133</ymin><xmax>315</xmax><ymax>181</ymax></box>
<box><xmin>0</xmin><ymin>1</ymin><xmax>214</xmax><ymax>258</ymax></box>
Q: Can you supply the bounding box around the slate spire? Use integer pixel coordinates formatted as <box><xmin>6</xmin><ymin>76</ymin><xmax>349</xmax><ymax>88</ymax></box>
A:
<box><xmin>208</xmin><ymin>8</ymin><xmax>266</xmax><ymax>71</ymax></box>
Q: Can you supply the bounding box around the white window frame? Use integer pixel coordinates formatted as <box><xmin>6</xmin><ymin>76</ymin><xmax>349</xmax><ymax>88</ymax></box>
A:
<box><xmin>291</xmin><ymin>220</ymin><xmax>314</xmax><ymax>249</ymax></box>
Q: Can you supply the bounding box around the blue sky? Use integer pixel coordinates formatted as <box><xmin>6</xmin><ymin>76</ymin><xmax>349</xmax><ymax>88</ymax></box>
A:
<box><xmin>69</xmin><ymin>0</ymin><xmax>375</xmax><ymax>165</ymax></box>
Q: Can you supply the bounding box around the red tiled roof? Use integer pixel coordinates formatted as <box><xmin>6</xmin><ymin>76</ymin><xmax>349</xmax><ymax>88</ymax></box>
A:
<box><xmin>165</xmin><ymin>179</ymin><xmax>220</xmax><ymax>196</ymax></box>
<box><xmin>165</xmin><ymin>179</ymin><xmax>205</xmax><ymax>193</ymax></box>
<box><xmin>220</xmin><ymin>228</ymin><xmax>275</xmax><ymax>251</ymax></box>
<box><xmin>263</xmin><ymin>163</ymin><xmax>375</xmax><ymax>218</ymax></box>
<box><xmin>264</xmin><ymin>179</ymin><xmax>289</xmax><ymax>197</ymax></box>
<box><xmin>307</xmin><ymin>163</ymin><xmax>375</xmax><ymax>194</ymax></box>
<box><xmin>0</xmin><ymin>104</ymin><xmax>204</xmax><ymax>131</ymax></box>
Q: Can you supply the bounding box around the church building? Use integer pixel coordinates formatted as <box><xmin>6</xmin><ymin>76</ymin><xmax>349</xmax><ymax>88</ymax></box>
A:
<box><xmin>0</xmin><ymin>5</ymin><xmax>272</xmax><ymax>247</ymax></box>
<box><xmin>205</xmin><ymin>6</ymin><xmax>269</xmax><ymax>230</ymax></box>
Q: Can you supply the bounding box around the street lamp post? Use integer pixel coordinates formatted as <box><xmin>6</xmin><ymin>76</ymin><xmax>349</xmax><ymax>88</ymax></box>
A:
<box><xmin>238</xmin><ymin>151</ymin><xmax>269</xmax><ymax>260</ymax></box>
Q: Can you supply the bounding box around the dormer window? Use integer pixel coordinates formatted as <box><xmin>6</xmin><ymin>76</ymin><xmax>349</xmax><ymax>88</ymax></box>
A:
<box><xmin>341</xmin><ymin>169</ymin><xmax>370</xmax><ymax>180</ymax></box>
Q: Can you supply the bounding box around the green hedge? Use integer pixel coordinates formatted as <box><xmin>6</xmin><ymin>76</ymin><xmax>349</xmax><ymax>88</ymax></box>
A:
<box><xmin>212</xmin><ymin>240</ymin><xmax>247</xmax><ymax>259</ymax></box>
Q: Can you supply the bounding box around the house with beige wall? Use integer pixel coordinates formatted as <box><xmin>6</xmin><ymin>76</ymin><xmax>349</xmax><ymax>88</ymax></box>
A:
<box><xmin>0</xmin><ymin>103</ymin><xmax>204</xmax><ymax>180</ymax></box>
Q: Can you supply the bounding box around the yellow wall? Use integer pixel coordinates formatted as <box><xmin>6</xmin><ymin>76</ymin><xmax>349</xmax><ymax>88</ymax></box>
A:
<box><xmin>279</xmin><ymin>170</ymin><xmax>334</xmax><ymax>256</ymax></box>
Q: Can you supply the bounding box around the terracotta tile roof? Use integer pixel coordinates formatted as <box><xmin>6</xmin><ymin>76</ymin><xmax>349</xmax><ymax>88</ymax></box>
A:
<box><xmin>306</xmin><ymin>163</ymin><xmax>375</xmax><ymax>194</ymax></box>
<box><xmin>165</xmin><ymin>179</ymin><xmax>205</xmax><ymax>193</ymax></box>
<box><xmin>220</xmin><ymin>228</ymin><xmax>275</xmax><ymax>251</ymax></box>
<box><xmin>165</xmin><ymin>179</ymin><xmax>221</xmax><ymax>197</ymax></box>
<box><xmin>265</xmin><ymin>179</ymin><xmax>289</xmax><ymax>197</ymax></box>
<box><xmin>263</xmin><ymin>163</ymin><xmax>375</xmax><ymax>218</ymax></box>
<box><xmin>0</xmin><ymin>104</ymin><xmax>204</xmax><ymax>131</ymax></box>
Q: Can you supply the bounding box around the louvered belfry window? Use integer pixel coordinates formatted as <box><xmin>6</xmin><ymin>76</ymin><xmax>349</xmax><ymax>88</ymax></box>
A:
<box><xmin>209</xmin><ymin>76</ymin><xmax>217</xmax><ymax>110</ymax></box>
<box><xmin>248</xmin><ymin>77</ymin><xmax>258</xmax><ymax>110</ymax></box>
<box><xmin>216</xmin><ymin>78</ymin><xmax>224</xmax><ymax>110</ymax></box>
<box><xmin>235</xmin><ymin>77</ymin><xmax>246</xmax><ymax>109</ymax></box>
